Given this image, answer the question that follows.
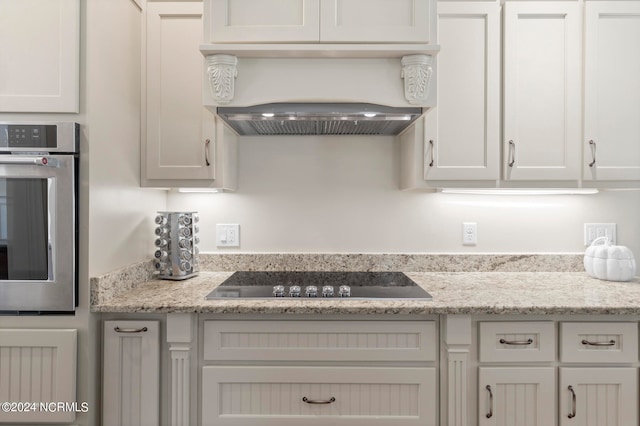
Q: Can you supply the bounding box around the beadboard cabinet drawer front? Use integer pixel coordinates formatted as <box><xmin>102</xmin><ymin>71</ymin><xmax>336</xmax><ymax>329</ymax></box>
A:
<box><xmin>479</xmin><ymin>322</ymin><xmax>555</xmax><ymax>363</ymax></box>
<box><xmin>560</xmin><ymin>322</ymin><xmax>638</xmax><ymax>363</ymax></box>
<box><xmin>202</xmin><ymin>366</ymin><xmax>437</xmax><ymax>426</ymax></box>
<box><xmin>203</xmin><ymin>320</ymin><xmax>437</xmax><ymax>362</ymax></box>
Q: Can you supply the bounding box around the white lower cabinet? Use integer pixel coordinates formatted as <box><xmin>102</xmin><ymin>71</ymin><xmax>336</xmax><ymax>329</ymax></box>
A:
<box><xmin>103</xmin><ymin>320</ymin><xmax>160</xmax><ymax>426</ymax></box>
<box><xmin>0</xmin><ymin>329</ymin><xmax>77</xmax><ymax>424</ymax></box>
<box><xmin>478</xmin><ymin>367</ymin><xmax>556</xmax><ymax>426</ymax></box>
<box><xmin>202</xmin><ymin>366</ymin><xmax>436</xmax><ymax>425</ymax></box>
<box><xmin>200</xmin><ymin>319</ymin><xmax>438</xmax><ymax>426</ymax></box>
<box><xmin>445</xmin><ymin>318</ymin><xmax>640</xmax><ymax>426</ymax></box>
<box><xmin>559</xmin><ymin>368</ymin><xmax>638</xmax><ymax>426</ymax></box>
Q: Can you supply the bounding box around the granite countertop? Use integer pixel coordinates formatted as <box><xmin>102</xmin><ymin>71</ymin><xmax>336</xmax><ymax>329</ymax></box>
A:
<box><xmin>91</xmin><ymin>269</ymin><xmax>640</xmax><ymax>315</ymax></box>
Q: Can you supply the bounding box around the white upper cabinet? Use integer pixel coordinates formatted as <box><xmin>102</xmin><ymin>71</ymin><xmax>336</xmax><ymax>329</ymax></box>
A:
<box><xmin>144</xmin><ymin>1</ymin><xmax>237</xmax><ymax>189</ymax></box>
<box><xmin>424</xmin><ymin>2</ymin><xmax>500</xmax><ymax>181</ymax></box>
<box><xmin>320</xmin><ymin>0</ymin><xmax>430</xmax><ymax>43</ymax></box>
<box><xmin>0</xmin><ymin>0</ymin><xmax>79</xmax><ymax>112</ymax></box>
<box><xmin>207</xmin><ymin>0</ymin><xmax>320</xmax><ymax>43</ymax></box>
<box><xmin>583</xmin><ymin>1</ymin><xmax>640</xmax><ymax>181</ymax></box>
<box><xmin>206</xmin><ymin>0</ymin><xmax>432</xmax><ymax>43</ymax></box>
<box><xmin>503</xmin><ymin>2</ymin><xmax>581</xmax><ymax>181</ymax></box>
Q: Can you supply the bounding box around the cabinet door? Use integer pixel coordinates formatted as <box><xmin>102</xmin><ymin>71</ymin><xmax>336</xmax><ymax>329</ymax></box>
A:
<box><xmin>424</xmin><ymin>2</ymin><xmax>500</xmax><ymax>180</ymax></box>
<box><xmin>583</xmin><ymin>2</ymin><xmax>640</xmax><ymax>181</ymax></box>
<box><xmin>559</xmin><ymin>368</ymin><xmax>638</xmax><ymax>426</ymax></box>
<box><xmin>320</xmin><ymin>0</ymin><xmax>430</xmax><ymax>43</ymax></box>
<box><xmin>0</xmin><ymin>0</ymin><xmax>79</xmax><ymax>112</ymax></box>
<box><xmin>479</xmin><ymin>367</ymin><xmax>556</xmax><ymax>426</ymax></box>
<box><xmin>202</xmin><ymin>366</ymin><xmax>436</xmax><ymax>425</ymax></box>
<box><xmin>206</xmin><ymin>0</ymin><xmax>320</xmax><ymax>43</ymax></box>
<box><xmin>145</xmin><ymin>2</ymin><xmax>216</xmax><ymax>181</ymax></box>
<box><xmin>503</xmin><ymin>2</ymin><xmax>581</xmax><ymax>181</ymax></box>
<box><xmin>0</xmin><ymin>329</ymin><xmax>77</xmax><ymax>424</ymax></box>
<box><xmin>103</xmin><ymin>321</ymin><xmax>159</xmax><ymax>426</ymax></box>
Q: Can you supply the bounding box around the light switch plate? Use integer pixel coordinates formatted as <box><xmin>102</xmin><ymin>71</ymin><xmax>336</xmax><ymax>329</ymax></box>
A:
<box><xmin>584</xmin><ymin>223</ymin><xmax>616</xmax><ymax>246</ymax></box>
<box><xmin>216</xmin><ymin>224</ymin><xmax>239</xmax><ymax>247</ymax></box>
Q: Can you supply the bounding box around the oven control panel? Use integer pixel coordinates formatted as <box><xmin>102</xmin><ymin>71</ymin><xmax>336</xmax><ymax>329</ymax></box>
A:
<box><xmin>0</xmin><ymin>124</ymin><xmax>57</xmax><ymax>149</ymax></box>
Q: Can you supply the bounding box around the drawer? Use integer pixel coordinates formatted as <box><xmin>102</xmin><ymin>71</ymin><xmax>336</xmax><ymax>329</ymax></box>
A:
<box><xmin>560</xmin><ymin>322</ymin><xmax>638</xmax><ymax>363</ymax></box>
<box><xmin>479</xmin><ymin>321</ymin><xmax>555</xmax><ymax>362</ymax></box>
<box><xmin>201</xmin><ymin>366</ymin><xmax>436</xmax><ymax>426</ymax></box>
<box><xmin>203</xmin><ymin>320</ymin><xmax>437</xmax><ymax>362</ymax></box>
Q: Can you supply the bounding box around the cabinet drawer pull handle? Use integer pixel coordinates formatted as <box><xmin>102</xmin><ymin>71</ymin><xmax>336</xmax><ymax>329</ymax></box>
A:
<box><xmin>302</xmin><ymin>396</ymin><xmax>336</xmax><ymax>405</ymax></box>
<box><xmin>499</xmin><ymin>338</ymin><xmax>533</xmax><ymax>345</ymax></box>
<box><xmin>568</xmin><ymin>385</ymin><xmax>576</xmax><ymax>418</ymax></box>
<box><xmin>205</xmin><ymin>139</ymin><xmax>211</xmax><ymax>166</ymax></box>
<box><xmin>581</xmin><ymin>339</ymin><xmax>615</xmax><ymax>346</ymax></box>
<box><xmin>114</xmin><ymin>326</ymin><xmax>148</xmax><ymax>333</ymax></box>
<box><xmin>428</xmin><ymin>139</ymin><xmax>435</xmax><ymax>167</ymax></box>
<box><xmin>588</xmin><ymin>140</ymin><xmax>596</xmax><ymax>167</ymax></box>
<box><xmin>485</xmin><ymin>385</ymin><xmax>493</xmax><ymax>418</ymax></box>
<box><xmin>508</xmin><ymin>140</ymin><xmax>516</xmax><ymax>167</ymax></box>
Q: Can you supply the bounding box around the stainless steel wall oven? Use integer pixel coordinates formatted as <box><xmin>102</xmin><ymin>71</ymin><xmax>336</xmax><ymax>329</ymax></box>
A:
<box><xmin>0</xmin><ymin>122</ymin><xmax>78</xmax><ymax>314</ymax></box>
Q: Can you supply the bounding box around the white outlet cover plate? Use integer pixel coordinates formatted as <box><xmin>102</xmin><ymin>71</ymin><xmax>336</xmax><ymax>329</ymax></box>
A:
<box><xmin>462</xmin><ymin>222</ymin><xmax>477</xmax><ymax>246</ymax></box>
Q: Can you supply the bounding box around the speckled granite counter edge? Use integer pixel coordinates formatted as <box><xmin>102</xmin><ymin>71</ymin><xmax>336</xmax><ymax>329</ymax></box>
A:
<box><xmin>90</xmin><ymin>253</ymin><xmax>584</xmax><ymax>307</ymax></box>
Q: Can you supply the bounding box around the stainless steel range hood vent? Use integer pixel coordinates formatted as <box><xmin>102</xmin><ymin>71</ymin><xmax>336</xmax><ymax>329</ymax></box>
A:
<box><xmin>217</xmin><ymin>103</ymin><xmax>423</xmax><ymax>136</ymax></box>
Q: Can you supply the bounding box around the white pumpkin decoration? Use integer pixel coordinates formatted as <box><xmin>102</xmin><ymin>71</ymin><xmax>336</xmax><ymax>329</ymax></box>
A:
<box><xmin>584</xmin><ymin>236</ymin><xmax>637</xmax><ymax>282</ymax></box>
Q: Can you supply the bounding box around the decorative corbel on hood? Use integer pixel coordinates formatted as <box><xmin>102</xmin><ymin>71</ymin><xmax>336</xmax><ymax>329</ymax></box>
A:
<box><xmin>205</xmin><ymin>52</ymin><xmax>435</xmax><ymax>106</ymax></box>
<box><xmin>206</xmin><ymin>54</ymin><xmax>238</xmax><ymax>105</ymax></box>
<box><xmin>401</xmin><ymin>55</ymin><xmax>434</xmax><ymax>105</ymax></box>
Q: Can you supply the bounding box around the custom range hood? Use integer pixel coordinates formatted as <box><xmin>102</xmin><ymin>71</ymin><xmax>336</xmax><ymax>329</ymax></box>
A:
<box><xmin>199</xmin><ymin>1</ymin><xmax>439</xmax><ymax>136</ymax></box>
<box><xmin>200</xmin><ymin>49</ymin><xmax>439</xmax><ymax>136</ymax></box>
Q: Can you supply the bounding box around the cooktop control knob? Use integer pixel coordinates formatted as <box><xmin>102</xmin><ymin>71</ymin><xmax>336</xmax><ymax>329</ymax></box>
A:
<box><xmin>305</xmin><ymin>285</ymin><xmax>318</xmax><ymax>298</ymax></box>
<box><xmin>289</xmin><ymin>285</ymin><xmax>301</xmax><ymax>297</ymax></box>
<box><xmin>322</xmin><ymin>285</ymin><xmax>334</xmax><ymax>298</ymax></box>
<box><xmin>339</xmin><ymin>285</ymin><xmax>351</xmax><ymax>298</ymax></box>
<box><xmin>273</xmin><ymin>285</ymin><xmax>285</xmax><ymax>297</ymax></box>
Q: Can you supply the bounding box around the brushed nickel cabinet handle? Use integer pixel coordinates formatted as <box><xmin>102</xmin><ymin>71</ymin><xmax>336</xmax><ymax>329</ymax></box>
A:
<box><xmin>568</xmin><ymin>385</ymin><xmax>576</xmax><ymax>418</ymax></box>
<box><xmin>508</xmin><ymin>140</ymin><xmax>516</xmax><ymax>167</ymax></box>
<box><xmin>499</xmin><ymin>338</ymin><xmax>533</xmax><ymax>345</ymax></box>
<box><xmin>428</xmin><ymin>139</ymin><xmax>435</xmax><ymax>167</ymax></box>
<box><xmin>581</xmin><ymin>339</ymin><xmax>615</xmax><ymax>346</ymax></box>
<box><xmin>588</xmin><ymin>140</ymin><xmax>596</xmax><ymax>167</ymax></box>
<box><xmin>302</xmin><ymin>397</ymin><xmax>336</xmax><ymax>405</ymax></box>
<box><xmin>485</xmin><ymin>385</ymin><xmax>493</xmax><ymax>418</ymax></box>
<box><xmin>205</xmin><ymin>139</ymin><xmax>211</xmax><ymax>166</ymax></box>
<box><xmin>114</xmin><ymin>326</ymin><xmax>148</xmax><ymax>333</ymax></box>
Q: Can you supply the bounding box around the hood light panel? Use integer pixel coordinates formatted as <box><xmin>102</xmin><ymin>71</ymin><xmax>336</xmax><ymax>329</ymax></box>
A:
<box><xmin>217</xmin><ymin>103</ymin><xmax>423</xmax><ymax>136</ymax></box>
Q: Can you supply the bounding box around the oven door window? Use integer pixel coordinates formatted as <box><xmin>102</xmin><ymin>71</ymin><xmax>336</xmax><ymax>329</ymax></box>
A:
<box><xmin>0</xmin><ymin>178</ymin><xmax>51</xmax><ymax>280</ymax></box>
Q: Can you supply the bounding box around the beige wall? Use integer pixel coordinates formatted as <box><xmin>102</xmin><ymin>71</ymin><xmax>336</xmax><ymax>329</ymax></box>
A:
<box><xmin>86</xmin><ymin>0</ymin><xmax>166</xmax><ymax>278</ymax></box>
<box><xmin>168</xmin><ymin>136</ymin><xmax>640</xmax><ymax>257</ymax></box>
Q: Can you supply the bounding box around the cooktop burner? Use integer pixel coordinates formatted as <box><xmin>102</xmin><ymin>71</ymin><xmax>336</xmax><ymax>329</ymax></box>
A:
<box><xmin>205</xmin><ymin>271</ymin><xmax>432</xmax><ymax>300</ymax></box>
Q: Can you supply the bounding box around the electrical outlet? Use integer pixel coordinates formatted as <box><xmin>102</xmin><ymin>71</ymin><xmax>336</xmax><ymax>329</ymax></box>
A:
<box><xmin>216</xmin><ymin>224</ymin><xmax>240</xmax><ymax>247</ymax></box>
<box><xmin>462</xmin><ymin>222</ymin><xmax>477</xmax><ymax>246</ymax></box>
<box><xmin>584</xmin><ymin>223</ymin><xmax>616</xmax><ymax>246</ymax></box>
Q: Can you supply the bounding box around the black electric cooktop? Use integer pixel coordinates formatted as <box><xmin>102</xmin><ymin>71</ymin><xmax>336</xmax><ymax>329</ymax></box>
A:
<box><xmin>205</xmin><ymin>271</ymin><xmax>432</xmax><ymax>300</ymax></box>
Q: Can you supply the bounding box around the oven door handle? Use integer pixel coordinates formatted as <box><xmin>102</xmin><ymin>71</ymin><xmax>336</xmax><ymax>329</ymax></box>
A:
<box><xmin>0</xmin><ymin>156</ymin><xmax>59</xmax><ymax>167</ymax></box>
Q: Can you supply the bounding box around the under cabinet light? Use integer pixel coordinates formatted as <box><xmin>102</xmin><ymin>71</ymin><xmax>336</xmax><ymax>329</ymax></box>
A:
<box><xmin>438</xmin><ymin>188</ymin><xmax>600</xmax><ymax>195</ymax></box>
<box><xmin>177</xmin><ymin>188</ymin><xmax>220</xmax><ymax>193</ymax></box>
